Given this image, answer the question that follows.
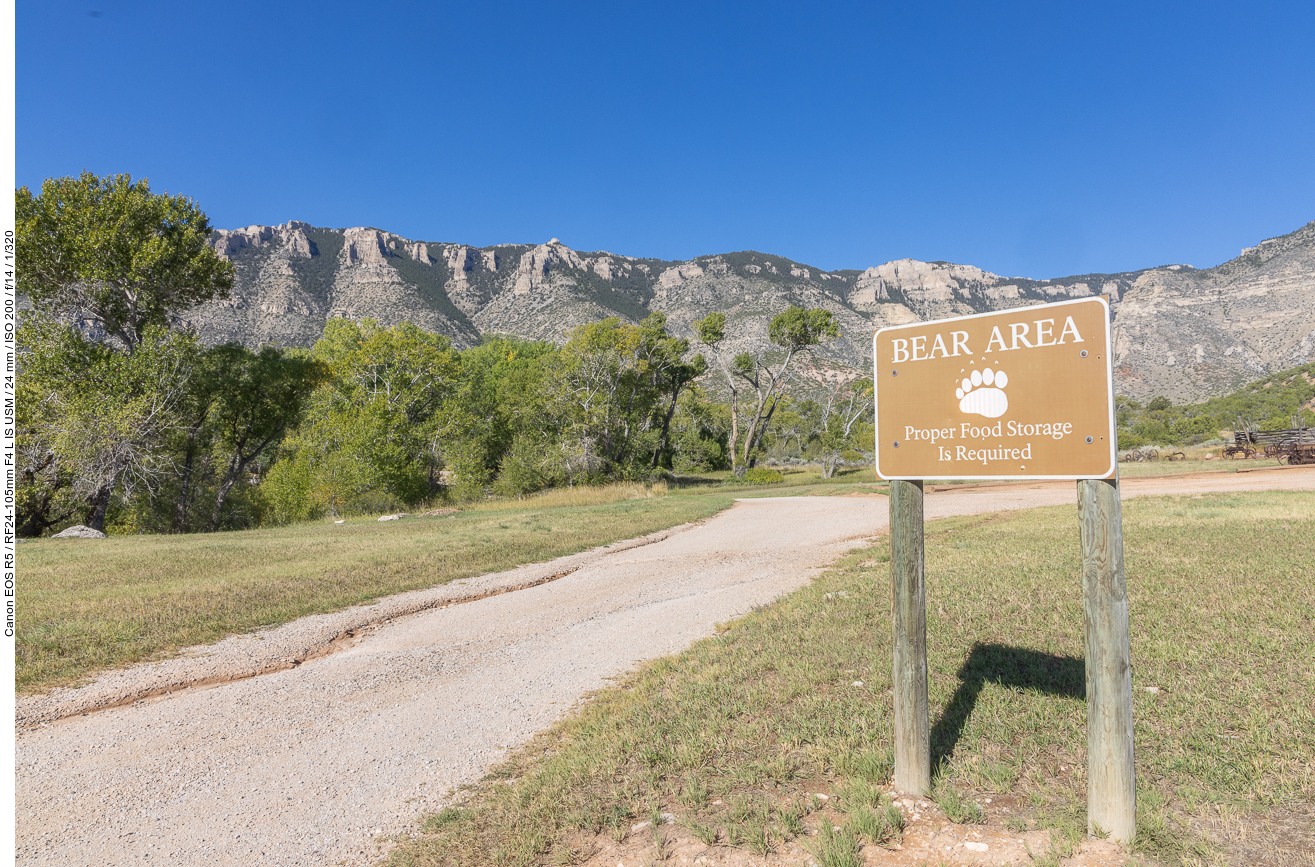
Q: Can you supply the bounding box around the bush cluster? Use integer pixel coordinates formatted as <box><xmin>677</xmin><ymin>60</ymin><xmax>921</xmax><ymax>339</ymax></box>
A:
<box><xmin>1115</xmin><ymin>364</ymin><xmax>1315</xmax><ymax>448</ymax></box>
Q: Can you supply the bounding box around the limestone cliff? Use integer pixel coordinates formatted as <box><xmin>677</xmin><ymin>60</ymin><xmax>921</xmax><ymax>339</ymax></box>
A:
<box><xmin>1109</xmin><ymin>223</ymin><xmax>1315</xmax><ymax>399</ymax></box>
<box><xmin>191</xmin><ymin>220</ymin><xmax>1315</xmax><ymax>402</ymax></box>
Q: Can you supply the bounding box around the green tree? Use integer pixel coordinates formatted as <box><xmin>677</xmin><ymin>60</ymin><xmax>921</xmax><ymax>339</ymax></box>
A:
<box><xmin>813</xmin><ymin>377</ymin><xmax>874</xmax><ymax>478</ymax></box>
<box><xmin>17</xmin><ymin>318</ymin><xmax>199</xmax><ymax>531</ymax></box>
<box><xmin>637</xmin><ymin>313</ymin><xmax>706</xmax><ymax>470</ymax></box>
<box><xmin>165</xmin><ymin>345</ymin><xmax>226</xmax><ymax>532</ymax></box>
<box><xmin>16</xmin><ymin>172</ymin><xmax>234</xmax><ymax>353</ymax></box>
<box><xmin>542</xmin><ymin>314</ymin><xmax>700</xmax><ymax>483</ymax></box>
<box><xmin>545</xmin><ymin>317</ymin><xmax>656</xmax><ymax>481</ymax></box>
<box><xmin>205</xmin><ymin>346</ymin><xmax>329</xmax><ymax>529</ymax></box>
<box><xmin>693</xmin><ymin>313</ymin><xmax>742</xmax><ymax>467</ymax></box>
<box><xmin>262</xmin><ymin>320</ymin><xmax>460</xmax><ymax>518</ymax></box>
<box><xmin>15</xmin><ymin>172</ymin><xmax>236</xmax><ymax>534</ymax></box>
<box><xmin>14</xmin><ymin>374</ymin><xmax>81</xmax><ymax>537</ymax></box>
<box><xmin>667</xmin><ymin>387</ymin><xmax>730</xmax><ymax>473</ymax></box>
<box><xmin>695</xmin><ymin>306</ymin><xmax>839</xmax><ymax>472</ymax></box>
<box><xmin>448</xmin><ymin>336</ymin><xmax>555</xmax><ymax>498</ymax></box>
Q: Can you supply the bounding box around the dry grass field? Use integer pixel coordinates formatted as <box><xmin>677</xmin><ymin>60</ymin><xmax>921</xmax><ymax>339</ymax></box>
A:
<box><xmin>16</xmin><ymin>483</ymin><xmax>734</xmax><ymax>693</ymax></box>
<box><xmin>15</xmin><ymin>468</ymin><xmax>892</xmax><ymax>694</ymax></box>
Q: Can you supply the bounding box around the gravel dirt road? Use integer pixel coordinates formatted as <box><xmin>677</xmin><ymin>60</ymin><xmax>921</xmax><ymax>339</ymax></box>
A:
<box><xmin>16</xmin><ymin>468</ymin><xmax>1314</xmax><ymax>867</ymax></box>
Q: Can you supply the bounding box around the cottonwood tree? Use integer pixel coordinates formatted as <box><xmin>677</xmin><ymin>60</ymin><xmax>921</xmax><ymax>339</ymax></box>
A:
<box><xmin>263</xmin><ymin>320</ymin><xmax>460</xmax><ymax>517</ymax></box>
<box><xmin>13</xmin><ymin>416</ymin><xmax>80</xmax><ymax>538</ymax></box>
<box><xmin>637</xmin><ymin>313</ymin><xmax>707</xmax><ymax>470</ymax></box>
<box><xmin>438</xmin><ymin>336</ymin><xmax>555</xmax><ymax>499</ymax></box>
<box><xmin>15</xmin><ymin>172</ymin><xmax>236</xmax><ymax>533</ymax></box>
<box><xmin>752</xmin><ymin>396</ymin><xmax>812</xmax><ymax>461</ymax></box>
<box><xmin>16</xmin><ymin>172</ymin><xmax>234</xmax><ymax>353</ymax></box>
<box><xmin>694</xmin><ymin>306</ymin><xmax>839</xmax><ymax>472</ymax></box>
<box><xmin>540</xmin><ymin>314</ymin><xmax>703</xmax><ymax>483</ymax></box>
<box><xmin>544</xmin><ymin>317</ymin><xmax>658</xmax><ymax>481</ymax></box>
<box><xmin>18</xmin><ymin>319</ymin><xmax>198</xmax><ymax>531</ymax></box>
<box><xmin>814</xmin><ymin>377</ymin><xmax>874</xmax><ymax>478</ymax></box>
<box><xmin>205</xmin><ymin>346</ymin><xmax>329</xmax><ymax>529</ymax></box>
<box><xmin>151</xmin><ymin>345</ymin><xmax>326</xmax><ymax>534</ymax></box>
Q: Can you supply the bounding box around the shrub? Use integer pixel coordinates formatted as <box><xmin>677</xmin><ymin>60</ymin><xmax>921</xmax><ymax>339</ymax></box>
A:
<box><xmin>740</xmin><ymin>467</ymin><xmax>784</xmax><ymax>485</ymax></box>
<box><xmin>493</xmin><ymin>434</ymin><xmax>549</xmax><ymax>498</ymax></box>
<box><xmin>1116</xmin><ymin>431</ymin><xmax>1146</xmax><ymax>450</ymax></box>
<box><xmin>258</xmin><ymin>452</ymin><xmax>320</xmax><ymax>524</ymax></box>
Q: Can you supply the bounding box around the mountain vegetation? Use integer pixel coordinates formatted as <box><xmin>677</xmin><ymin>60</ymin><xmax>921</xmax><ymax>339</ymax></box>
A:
<box><xmin>15</xmin><ymin>176</ymin><xmax>869</xmax><ymax>536</ymax></box>
<box><xmin>193</xmin><ymin>218</ymin><xmax>1315</xmax><ymax>405</ymax></box>
<box><xmin>18</xmin><ymin>308</ymin><xmax>869</xmax><ymax>536</ymax></box>
<box><xmin>1116</xmin><ymin>361</ymin><xmax>1315</xmax><ymax>448</ymax></box>
<box><xmin>17</xmin><ymin>173</ymin><xmax>1311</xmax><ymax>536</ymax></box>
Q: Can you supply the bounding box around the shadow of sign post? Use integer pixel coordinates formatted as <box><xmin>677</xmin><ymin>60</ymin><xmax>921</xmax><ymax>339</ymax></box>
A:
<box><xmin>875</xmin><ymin>297</ymin><xmax>1136</xmax><ymax>845</ymax></box>
<box><xmin>930</xmin><ymin>643</ymin><xmax>1086</xmax><ymax>766</ymax></box>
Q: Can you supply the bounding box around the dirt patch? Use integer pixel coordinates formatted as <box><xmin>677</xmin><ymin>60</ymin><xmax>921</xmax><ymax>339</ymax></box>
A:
<box><xmin>565</xmin><ymin>788</ymin><xmax>1127</xmax><ymax>867</ymax></box>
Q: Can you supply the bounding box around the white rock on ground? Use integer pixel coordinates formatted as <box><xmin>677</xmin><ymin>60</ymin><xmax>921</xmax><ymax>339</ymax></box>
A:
<box><xmin>50</xmin><ymin>525</ymin><xmax>106</xmax><ymax>539</ymax></box>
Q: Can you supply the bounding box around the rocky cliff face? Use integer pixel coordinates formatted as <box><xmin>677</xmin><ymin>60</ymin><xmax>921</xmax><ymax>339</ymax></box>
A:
<box><xmin>1107</xmin><ymin>223</ymin><xmax>1315</xmax><ymax>400</ymax></box>
<box><xmin>191</xmin><ymin>221</ymin><xmax>1315</xmax><ymax>402</ymax></box>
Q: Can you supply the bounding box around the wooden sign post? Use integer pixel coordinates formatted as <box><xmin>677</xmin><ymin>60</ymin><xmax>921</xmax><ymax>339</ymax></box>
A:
<box><xmin>890</xmin><ymin>477</ymin><xmax>929</xmax><ymax>796</ymax></box>
<box><xmin>1077</xmin><ymin>477</ymin><xmax>1136</xmax><ymax>842</ymax></box>
<box><xmin>874</xmin><ymin>297</ymin><xmax>1135</xmax><ymax>843</ymax></box>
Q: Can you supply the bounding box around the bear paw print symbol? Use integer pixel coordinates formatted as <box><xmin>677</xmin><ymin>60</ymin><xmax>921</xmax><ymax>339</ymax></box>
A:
<box><xmin>957</xmin><ymin>368</ymin><xmax>1009</xmax><ymax>418</ymax></box>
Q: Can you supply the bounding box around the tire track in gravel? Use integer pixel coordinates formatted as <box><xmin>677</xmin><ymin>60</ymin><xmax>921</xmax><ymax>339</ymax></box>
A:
<box><xmin>17</xmin><ymin>521</ymin><xmax>702</xmax><ymax>731</ymax></box>
<box><xmin>16</xmin><ymin>497</ymin><xmax>885</xmax><ymax>867</ymax></box>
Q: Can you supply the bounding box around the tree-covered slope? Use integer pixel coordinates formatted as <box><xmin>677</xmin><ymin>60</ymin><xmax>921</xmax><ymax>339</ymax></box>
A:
<box><xmin>1116</xmin><ymin>361</ymin><xmax>1315</xmax><ymax>447</ymax></box>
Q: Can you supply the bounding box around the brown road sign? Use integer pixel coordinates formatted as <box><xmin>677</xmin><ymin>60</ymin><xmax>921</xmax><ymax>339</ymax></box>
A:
<box><xmin>873</xmin><ymin>297</ymin><xmax>1116</xmax><ymax>480</ymax></box>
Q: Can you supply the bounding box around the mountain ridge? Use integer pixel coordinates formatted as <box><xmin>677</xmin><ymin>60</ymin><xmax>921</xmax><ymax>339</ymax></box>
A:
<box><xmin>188</xmin><ymin>219</ymin><xmax>1315</xmax><ymax>403</ymax></box>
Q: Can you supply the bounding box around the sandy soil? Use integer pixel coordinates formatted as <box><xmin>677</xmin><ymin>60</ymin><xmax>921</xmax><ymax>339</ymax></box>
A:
<box><xmin>15</xmin><ymin>468</ymin><xmax>1314</xmax><ymax>867</ymax></box>
<box><xmin>569</xmin><ymin>789</ymin><xmax>1129</xmax><ymax>867</ymax></box>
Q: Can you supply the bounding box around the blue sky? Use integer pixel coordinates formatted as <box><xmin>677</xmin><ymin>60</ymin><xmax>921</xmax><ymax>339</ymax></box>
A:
<box><xmin>16</xmin><ymin>1</ymin><xmax>1315</xmax><ymax>278</ymax></box>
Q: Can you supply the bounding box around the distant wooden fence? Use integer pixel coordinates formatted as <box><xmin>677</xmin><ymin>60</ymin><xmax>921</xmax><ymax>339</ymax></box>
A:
<box><xmin>1228</xmin><ymin>426</ymin><xmax>1315</xmax><ymax>464</ymax></box>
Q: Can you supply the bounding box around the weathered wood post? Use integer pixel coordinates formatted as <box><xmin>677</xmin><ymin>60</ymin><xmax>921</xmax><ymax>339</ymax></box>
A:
<box><xmin>1077</xmin><ymin>474</ymin><xmax>1136</xmax><ymax>843</ymax></box>
<box><xmin>877</xmin><ymin>297</ymin><xmax>1129</xmax><ymax>833</ymax></box>
<box><xmin>890</xmin><ymin>478</ymin><xmax>930</xmax><ymax>795</ymax></box>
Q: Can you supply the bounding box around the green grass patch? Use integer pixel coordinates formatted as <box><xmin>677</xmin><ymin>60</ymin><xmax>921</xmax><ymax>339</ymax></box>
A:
<box><xmin>389</xmin><ymin>490</ymin><xmax>1315</xmax><ymax>867</ymax></box>
<box><xmin>17</xmin><ymin>488</ymin><xmax>734</xmax><ymax>693</ymax></box>
<box><xmin>1114</xmin><ymin>456</ymin><xmax>1285</xmax><ymax>477</ymax></box>
<box><xmin>673</xmin><ymin>465</ymin><xmax>887</xmax><ymax>497</ymax></box>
